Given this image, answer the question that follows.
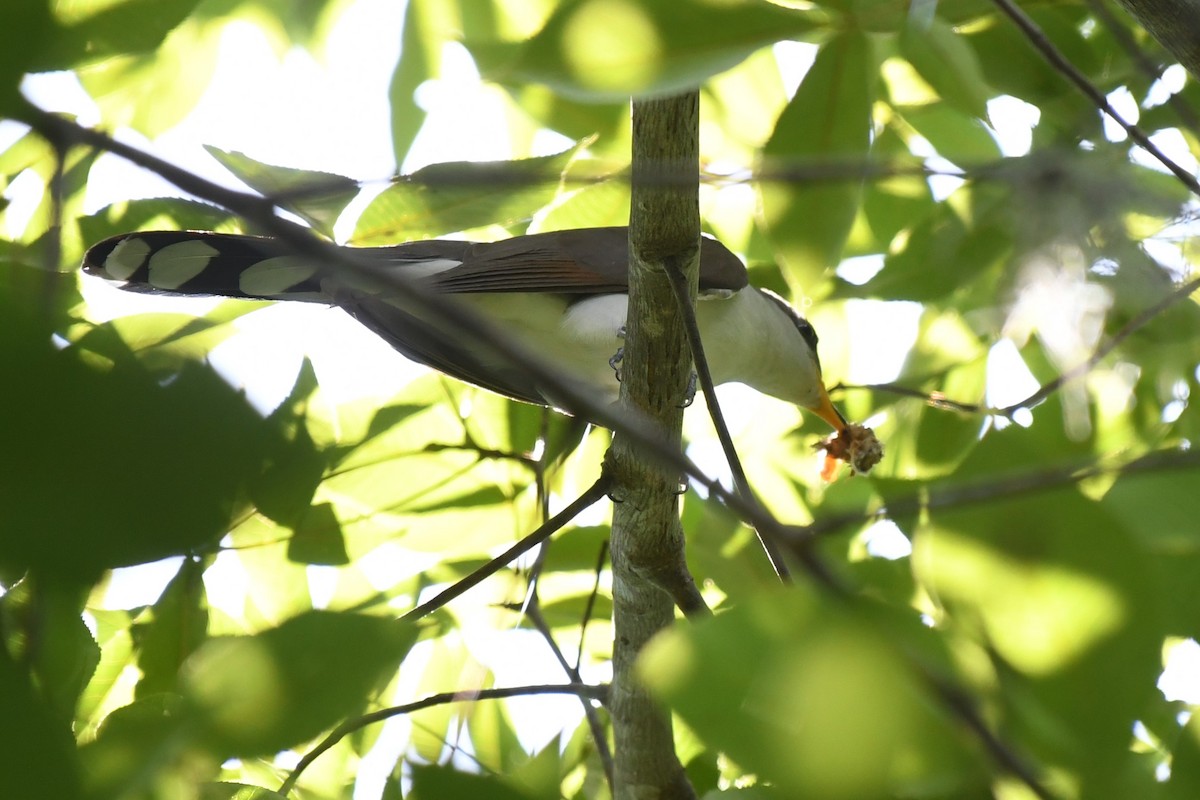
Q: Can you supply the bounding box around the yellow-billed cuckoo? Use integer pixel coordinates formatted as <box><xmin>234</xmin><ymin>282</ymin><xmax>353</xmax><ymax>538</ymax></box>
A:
<box><xmin>82</xmin><ymin>226</ymin><xmax>847</xmax><ymax>430</ymax></box>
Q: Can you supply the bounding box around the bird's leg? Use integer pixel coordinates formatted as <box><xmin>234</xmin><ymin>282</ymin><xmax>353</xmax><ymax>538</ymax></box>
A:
<box><xmin>679</xmin><ymin>371</ymin><xmax>697</xmax><ymax>407</ymax></box>
<box><xmin>608</xmin><ymin>348</ymin><xmax>624</xmax><ymax>382</ymax></box>
<box><xmin>608</xmin><ymin>325</ymin><xmax>627</xmax><ymax>382</ymax></box>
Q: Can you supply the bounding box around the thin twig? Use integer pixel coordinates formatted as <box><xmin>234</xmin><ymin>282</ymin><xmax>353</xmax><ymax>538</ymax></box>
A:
<box><xmin>398</xmin><ymin>474</ymin><xmax>612</xmax><ymax>623</ymax></box>
<box><xmin>835</xmin><ymin>273</ymin><xmax>1200</xmax><ymax>418</ymax></box>
<box><xmin>924</xmin><ymin>673</ymin><xmax>1056</xmax><ymax>800</ymax></box>
<box><xmin>801</xmin><ymin>445</ymin><xmax>1200</xmax><ymax>541</ymax></box>
<box><xmin>662</xmin><ymin>255</ymin><xmax>792</xmax><ymax>581</ymax></box>
<box><xmin>520</xmin><ymin>601</ymin><xmax>615</xmax><ymax>787</ymax></box>
<box><xmin>831</xmin><ymin>381</ymin><xmax>991</xmax><ymax>415</ymax></box>
<box><xmin>576</xmin><ymin>540</ymin><xmax>609</xmax><ymax>675</ymax></box>
<box><xmin>999</xmin><ymin>273</ymin><xmax>1200</xmax><ymax>415</ymax></box>
<box><xmin>989</xmin><ymin>0</ymin><xmax>1200</xmax><ymax>196</ymax></box>
<box><xmin>278</xmin><ymin>683</ymin><xmax>606</xmax><ymax>796</ymax></box>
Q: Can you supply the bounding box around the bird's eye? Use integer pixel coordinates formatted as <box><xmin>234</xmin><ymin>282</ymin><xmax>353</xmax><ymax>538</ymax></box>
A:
<box><xmin>795</xmin><ymin>318</ymin><xmax>819</xmax><ymax>352</ymax></box>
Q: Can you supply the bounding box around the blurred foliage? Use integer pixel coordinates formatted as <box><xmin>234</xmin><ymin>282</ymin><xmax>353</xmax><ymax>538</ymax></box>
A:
<box><xmin>3</xmin><ymin>0</ymin><xmax>1200</xmax><ymax>798</ymax></box>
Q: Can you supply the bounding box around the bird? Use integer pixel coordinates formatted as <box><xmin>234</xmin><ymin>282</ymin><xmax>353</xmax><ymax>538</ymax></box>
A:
<box><xmin>82</xmin><ymin>226</ymin><xmax>847</xmax><ymax>430</ymax></box>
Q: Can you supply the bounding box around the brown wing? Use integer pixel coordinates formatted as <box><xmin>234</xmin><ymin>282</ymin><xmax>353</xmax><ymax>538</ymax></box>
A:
<box><xmin>415</xmin><ymin>227</ymin><xmax>749</xmax><ymax>295</ymax></box>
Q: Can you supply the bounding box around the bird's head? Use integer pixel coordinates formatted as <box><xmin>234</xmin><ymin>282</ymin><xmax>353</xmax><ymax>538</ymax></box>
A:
<box><xmin>751</xmin><ymin>288</ymin><xmax>847</xmax><ymax>432</ymax></box>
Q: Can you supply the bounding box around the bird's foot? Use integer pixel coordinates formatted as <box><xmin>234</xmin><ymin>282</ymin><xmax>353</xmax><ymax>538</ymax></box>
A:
<box><xmin>679</xmin><ymin>372</ymin><xmax>697</xmax><ymax>407</ymax></box>
<box><xmin>609</xmin><ymin>347</ymin><xmax>624</xmax><ymax>383</ymax></box>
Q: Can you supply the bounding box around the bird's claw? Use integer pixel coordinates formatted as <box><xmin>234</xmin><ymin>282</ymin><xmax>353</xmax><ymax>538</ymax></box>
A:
<box><xmin>679</xmin><ymin>372</ymin><xmax>697</xmax><ymax>407</ymax></box>
<box><xmin>609</xmin><ymin>346</ymin><xmax>624</xmax><ymax>382</ymax></box>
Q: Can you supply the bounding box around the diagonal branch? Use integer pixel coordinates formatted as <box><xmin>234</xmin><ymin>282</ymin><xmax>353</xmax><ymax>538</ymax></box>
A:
<box><xmin>833</xmin><ymin>272</ymin><xmax>1200</xmax><ymax>417</ymax></box>
<box><xmin>989</xmin><ymin>0</ymin><xmax>1200</xmax><ymax>195</ymax></box>
<box><xmin>800</xmin><ymin>446</ymin><xmax>1200</xmax><ymax>541</ymax></box>
<box><xmin>398</xmin><ymin>474</ymin><xmax>612</xmax><ymax>623</ymax></box>
<box><xmin>278</xmin><ymin>682</ymin><xmax>607</xmax><ymax>796</ymax></box>
<box><xmin>518</xmin><ymin>600</ymin><xmax>615</xmax><ymax>786</ymax></box>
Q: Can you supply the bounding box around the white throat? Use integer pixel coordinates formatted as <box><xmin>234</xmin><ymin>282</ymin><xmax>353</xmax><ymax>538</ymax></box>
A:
<box><xmin>696</xmin><ymin>287</ymin><xmax>825</xmax><ymax>407</ymax></box>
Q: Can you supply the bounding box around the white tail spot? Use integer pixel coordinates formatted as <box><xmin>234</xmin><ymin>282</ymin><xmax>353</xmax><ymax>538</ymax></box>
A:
<box><xmin>105</xmin><ymin>237</ymin><xmax>152</xmax><ymax>280</ymax></box>
<box><xmin>240</xmin><ymin>256</ymin><xmax>318</xmax><ymax>296</ymax></box>
<box><xmin>148</xmin><ymin>240</ymin><xmax>220</xmax><ymax>290</ymax></box>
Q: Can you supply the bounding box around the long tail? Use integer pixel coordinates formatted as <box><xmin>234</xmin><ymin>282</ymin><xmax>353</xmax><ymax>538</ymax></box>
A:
<box><xmin>81</xmin><ymin>230</ymin><xmax>548</xmax><ymax>405</ymax></box>
<box><xmin>82</xmin><ymin>231</ymin><xmax>337</xmax><ymax>301</ymax></box>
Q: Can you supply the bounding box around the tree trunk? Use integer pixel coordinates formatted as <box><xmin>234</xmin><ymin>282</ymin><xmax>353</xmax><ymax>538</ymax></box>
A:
<box><xmin>607</xmin><ymin>93</ymin><xmax>701</xmax><ymax>800</ymax></box>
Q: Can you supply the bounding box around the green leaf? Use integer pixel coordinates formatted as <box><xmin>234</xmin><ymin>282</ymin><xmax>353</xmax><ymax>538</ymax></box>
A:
<box><xmin>0</xmin><ymin>641</ymin><xmax>83</xmax><ymax>800</ymax></box>
<box><xmin>964</xmin><ymin>9</ymin><xmax>1094</xmax><ymax>132</ymax></box>
<box><xmin>134</xmin><ymin>557</ymin><xmax>209</xmax><ymax>697</ymax></box>
<box><xmin>78</xmin><ymin>693</ymin><xmax>190</xmax><ymax>799</ymax></box>
<box><xmin>199</xmin><ymin>783</ymin><xmax>289</xmax><ymax>800</ymax></box>
<box><xmin>78</xmin><ymin>198</ymin><xmax>239</xmax><ymax>247</ymax></box>
<box><xmin>1</xmin><ymin>297</ymin><xmax>270</xmax><ymax>580</ymax></box>
<box><xmin>409</xmin><ymin>638</ymin><xmax>476</xmax><ymax>762</ymax></box>
<box><xmin>471</xmin><ymin>0</ymin><xmax>825</xmax><ymax>103</ymax></box>
<box><xmin>250</xmin><ymin>360</ymin><xmax>329</xmax><ymax>527</ymax></box>
<box><xmin>533</xmin><ymin>169</ymin><xmax>631</xmax><ymax>231</ymax></box>
<box><xmin>1167</xmin><ymin>716</ymin><xmax>1200</xmax><ymax>800</ymax></box>
<box><xmin>759</xmin><ymin>32</ymin><xmax>878</xmax><ymax>287</ymax></box>
<box><xmin>848</xmin><ymin>192</ymin><xmax>1011</xmax><ymax>302</ymax></box>
<box><xmin>639</xmin><ymin>588</ymin><xmax>980</xmax><ymax>797</ymax></box>
<box><xmin>0</xmin><ymin>9</ymin><xmax>56</xmax><ymax>118</ymax></box>
<box><xmin>871</xmin><ymin>359</ymin><xmax>986</xmax><ymax>480</ymax></box>
<box><xmin>899</xmin><ymin>16</ymin><xmax>991</xmax><ymax>119</ymax></box>
<box><xmin>183</xmin><ymin>610</ymin><xmax>417</xmax><ymax>757</ymax></box>
<box><xmin>507</xmin><ymin>85</ymin><xmax>629</xmax><ymax>159</ymax></box>
<box><xmin>901</xmin><ymin>103</ymin><xmax>1001</xmax><ymax>163</ymax></box>
<box><xmin>36</xmin><ymin>0</ymin><xmax>205</xmax><ymax>69</ymax></box>
<box><xmin>287</xmin><ymin>503</ymin><xmax>350</xmax><ymax>565</ymax></box>
<box><xmin>410</xmin><ymin>763</ymin><xmax>538</xmax><ymax>800</ymax></box>
<box><xmin>913</xmin><ymin>488</ymin><xmax>1164</xmax><ymax>792</ymax></box>
<box><xmin>351</xmin><ymin>144</ymin><xmax>584</xmax><ymax>244</ymax></box>
<box><xmin>389</xmin><ymin>0</ymin><xmax>458</xmax><ymax>165</ymax></box>
<box><xmin>77</xmin><ymin>19</ymin><xmax>222</xmax><ymax>136</ymax></box>
<box><xmin>1101</xmin><ymin>458</ymin><xmax>1200</xmax><ymax>637</ymax></box>
<box><xmin>466</xmin><ymin>697</ymin><xmax>526</xmax><ymax>775</ymax></box>
<box><xmin>205</xmin><ymin>147</ymin><xmax>360</xmax><ymax>237</ymax></box>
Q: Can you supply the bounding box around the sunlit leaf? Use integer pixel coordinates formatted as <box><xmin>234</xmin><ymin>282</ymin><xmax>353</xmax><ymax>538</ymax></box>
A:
<box><xmin>639</xmin><ymin>588</ymin><xmax>980</xmax><ymax>798</ymax></box>
<box><xmin>899</xmin><ymin>16</ymin><xmax>991</xmax><ymax>119</ymax></box>
<box><xmin>183</xmin><ymin>611</ymin><xmax>416</xmax><ymax>756</ymax></box>
<box><xmin>848</xmin><ymin>191</ymin><xmax>1011</xmax><ymax>302</ymax></box>
<box><xmin>41</xmin><ymin>0</ymin><xmax>205</xmax><ymax>68</ymax></box>
<box><xmin>199</xmin><ymin>783</ymin><xmax>288</xmax><ymax>800</ymax></box>
<box><xmin>134</xmin><ymin>557</ymin><xmax>209</xmax><ymax>697</ymax></box>
<box><xmin>759</xmin><ymin>32</ymin><xmax>877</xmax><ymax>290</ymax></box>
<box><xmin>912</xmin><ymin>469</ymin><xmax>1166</xmax><ymax>792</ymax></box>
<box><xmin>205</xmin><ymin>147</ymin><xmax>360</xmax><ymax>237</ymax></box>
<box><xmin>389</xmin><ymin>0</ymin><xmax>458</xmax><ymax>165</ymax></box>
<box><xmin>78</xmin><ymin>199</ymin><xmax>239</xmax><ymax>247</ymax></box>
<box><xmin>77</xmin><ymin>18</ymin><xmax>222</xmax><ymax>136</ymax></box>
<box><xmin>471</xmin><ymin>0</ymin><xmax>826</xmax><ymax>102</ymax></box>
<box><xmin>351</xmin><ymin>144</ymin><xmax>585</xmax><ymax>244</ymax></box>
